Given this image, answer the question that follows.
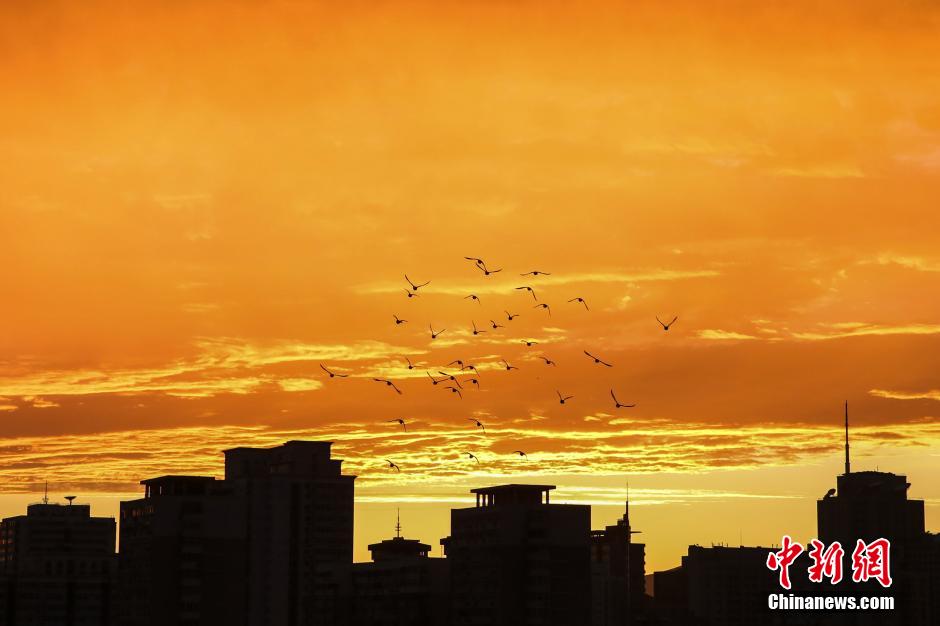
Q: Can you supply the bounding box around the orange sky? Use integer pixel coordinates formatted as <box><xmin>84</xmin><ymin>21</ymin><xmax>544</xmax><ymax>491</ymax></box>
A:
<box><xmin>1</xmin><ymin>0</ymin><xmax>939</xmax><ymax>570</ymax></box>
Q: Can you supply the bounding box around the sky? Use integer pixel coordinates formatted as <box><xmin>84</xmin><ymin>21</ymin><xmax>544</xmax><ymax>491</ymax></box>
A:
<box><xmin>1</xmin><ymin>0</ymin><xmax>939</xmax><ymax>571</ymax></box>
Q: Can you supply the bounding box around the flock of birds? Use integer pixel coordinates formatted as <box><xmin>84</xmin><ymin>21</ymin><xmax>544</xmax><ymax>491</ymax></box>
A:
<box><xmin>319</xmin><ymin>256</ymin><xmax>680</xmax><ymax>474</ymax></box>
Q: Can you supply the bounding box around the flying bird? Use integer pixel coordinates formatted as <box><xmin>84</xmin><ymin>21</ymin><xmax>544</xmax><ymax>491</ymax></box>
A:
<box><xmin>568</xmin><ymin>297</ymin><xmax>589</xmax><ymax>310</ymax></box>
<box><xmin>460</xmin><ymin>364</ymin><xmax>479</xmax><ymax>374</ymax></box>
<box><xmin>464</xmin><ymin>294</ymin><xmax>482</xmax><ymax>305</ymax></box>
<box><xmin>475</xmin><ymin>262</ymin><xmax>502</xmax><ymax>276</ymax></box>
<box><xmin>385</xmin><ymin>460</ymin><xmax>401</xmax><ymax>472</ymax></box>
<box><xmin>464</xmin><ymin>256</ymin><xmax>486</xmax><ymax>268</ymax></box>
<box><xmin>404</xmin><ymin>288</ymin><xmax>419</xmax><ymax>299</ymax></box>
<box><xmin>319</xmin><ymin>364</ymin><xmax>348</xmax><ymax>378</ymax></box>
<box><xmin>444</xmin><ymin>385</ymin><xmax>463</xmax><ymax>399</ymax></box>
<box><xmin>520</xmin><ymin>270</ymin><xmax>551</xmax><ymax>276</ymax></box>
<box><xmin>393</xmin><ymin>314</ymin><xmax>408</xmax><ymax>325</ymax></box>
<box><xmin>467</xmin><ymin>418</ymin><xmax>486</xmax><ymax>432</ymax></box>
<box><xmin>538</xmin><ymin>356</ymin><xmax>557</xmax><ymax>366</ymax></box>
<box><xmin>490</xmin><ymin>319</ymin><xmax>505</xmax><ymax>329</ymax></box>
<box><xmin>438</xmin><ymin>372</ymin><xmax>463</xmax><ymax>388</ymax></box>
<box><xmin>513</xmin><ymin>450</ymin><xmax>528</xmax><ymax>459</ymax></box>
<box><xmin>500</xmin><ymin>359</ymin><xmax>519</xmax><ymax>371</ymax></box>
<box><xmin>584</xmin><ymin>351</ymin><xmax>613</xmax><ymax>367</ymax></box>
<box><xmin>522</xmin><ymin>340</ymin><xmax>537</xmax><ymax>347</ymax></box>
<box><xmin>405</xmin><ymin>357</ymin><xmax>415</xmax><ymax>370</ymax></box>
<box><xmin>386</xmin><ymin>418</ymin><xmax>407</xmax><ymax>431</ymax></box>
<box><xmin>657</xmin><ymin>315</ymin><xmax>679</xmax><ymax>331</ymax></box>
<box><xmin>505</xmin><ymin>311</ymin><xmax>520</xmax><ymax>321</ymax></box>
<box><xmin>471</xmin><ymin>321</ymin><xmax>486</xmax><ymax>336</ymax></box>
<box><xmin>467</xmin><ymin>452</ymin><xmax>480</xmax><ymax>464</ymax></box>
<box><xmin>405</xmin><ymin>274</ymin><xmax>430</xmax><ymax>292</ymax></box>
<box><xmin>467</xmin><ymin>378</ymin><xmax>481</xmax><ymax>389</ymax></box>
<box><xmin>427</xmin><ymin>371</ymin><xmax>446</xmax><ymax>386</ymax></box>
<box><xmin>373</xmin><ymin>378</ymin><xmax>402</xmax><ymax>394</ymax></box>
<box><xmin>430</xmin><ymin>324</ymin><xmax>445</xmax><ymax>339</ymax></box>
<box><xmin>533</xmin><ymin>303</ymin><xmax>551</xmax><ymax>316</ymax></box>
<box><xmin>610</xmin><ymin>389</ymin><xmax>636</xmax><ymax>409</ymax></box>
<box><xmin>515</xmin><ymin>286</ymin><xmax>537</xmax><ymax>301</ymax></box>
<box><xmin>556</xmin><ymin>390</ymin><xmax>574</xmax><ymax>405</ymax></box>
<box><xmin>448</xmin><ymin>359</ymin><xmax>465</xmax><ymax>368</ymax></box>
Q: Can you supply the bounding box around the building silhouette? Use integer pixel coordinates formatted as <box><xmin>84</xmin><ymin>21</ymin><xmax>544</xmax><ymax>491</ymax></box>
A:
<box><xmin>0</xmin><ymin>498</ymin><xmax>115</xmax><ymax>626</ymax></box>
<box><xmin>441</xmin><ymin>484</ymin><xmax>591</xmax><ymax>626</ymax></box>
<box><xmin>591</xmin><ymin>496</ymin><xmax>646</xmax><ymax>626</ymax></box>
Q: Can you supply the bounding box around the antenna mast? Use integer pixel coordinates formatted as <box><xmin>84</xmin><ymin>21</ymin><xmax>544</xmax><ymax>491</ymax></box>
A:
<box><xmin>844</xmin><ymin>401</ymin><xmax>851</xmax><ymax>475</ymax></box>
<box><xmin>395</xmin><ymin>508</ymin><xmax>401</xmax><ymax>538</ymax></box>
<box><xmin>42</xmin><ymin>482</ymin><xmax>49</xmax><ymax>505</ymax></box>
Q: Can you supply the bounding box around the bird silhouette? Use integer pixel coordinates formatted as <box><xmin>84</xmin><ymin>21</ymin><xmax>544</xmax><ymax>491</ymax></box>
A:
<box><xmin>427</xmin><ymin>371</ymin><xmax>446</xmax><ymax>386</ymax></box>
<box><xmin>386</xmin><ymin>418</ymin><xmax>407</xmax><ymax>431</ymax></box>
<box><xmin>405</xmin><ymin>274</ymin><xmax>430</xmax><ymax>292</ymax></box>
<box><xmin>319</xmin><ymin>364</ymin><xmax>348</xmax><ymax>378</ymax></box>
<box><xmin>533</xmin><ymin>303</ymin><xmax>551</xmax><ymax>316</ymax></box>
<box><xmin>438</xmin><ymin>372</ymin><xmax>463</xmax><ymax>388</ymax></box>
<box><xmin>657</xmin><ymin>315</ymin><xmax>679</xmax><ymax>331</ymax></box>
<box><xmin>393</xmin><ymin>314</ymin><xmax>408</xmax><ymax>325</ymax></box>
<box><xmin>490</xmin><ymin>319</ymin><xmax>505</xmax><ymax>329</ymax></box>
<box><xmin>513</xmin><ymin>450</ymin><xmax>528</xmax><ymax>459</ymax></box>
<box><xmin>505</xmin><ymin>311</ymin><xmax>520</xmax><ymax>321</ymax></box>
<box><xmin>430</xmin><ymin>324</ymin><xmax>445</xmax><ymax>339</ymax></box>
<box><xmin>610</xmin><ymin>389</ymin><xmax>636</xmax><ymax>408</ymax></box>
<box><xmin>556</xmin><ymin>390</ymin><xmax>574</xmax><ymax>404</ymax></box>
<box><xmin>373</xmin><ymin>378</ymin><xmax>402</xmax><ymax>394</ymax></box>
<box><xmin>404</xmin><ymin>288</ymin><xmax>419</xmax><ymax>299</ymax></box>
<box><xmin>385</xmin><ymin>460</ymin><xmax>401</xmax><ymax>472</ymax></box>
<box><xmin>464</xmin><ymin>256</ymin><xmax>486</xmax><ymax>268</ymax></box>
<box><xmin>475</xmin><ymin>262</ymin><xmax>502</xmax><ymax>276</ymax></box>
<box><xmin>464</xmin><ymin>294</ymin><xmax>482</xmax><ymax>305</ymax></box>
<box><xmin>467</xmin><ymin>418</ymin><xmax>486</xmax><ymax>432</ymax></box>
<box><xmin>538</xmin><ymin>356</ymin><xmax>557</xmax><ymax>366</ymax></box>
<box><xmin>515</xmin><ymin>286</ymin><xmax>537</xmax><ymax>301</ymax></box>
<box><xmin>444</xmin><ymin>385</ymin><xmax>463</xmax><ymax>399</ymax></box>
<box><xmin>467</xmin><ymin>378</ymin><xmax>481</xmax><ymax>389</ymax></box>
<box><xmin>405</xmin><ymin>357</ymin><xmax>415</xmax><ymax>370</ymax></box>
<box><xmin>460</xmin><ymin>363</ymin><xmax>478</xmax><ymax>374</ymax></box>
<box><xmin>471</xmin><ymin>321</ymin><xmax>487</xmax><ymax>336</ymax></box>
<box><xmin>568</xmin><ymin>297</ymin><xmax>589</xmax><ymax>310</ymax></box>
<box><xmin>522</xmin><ymin>339</ymin><xmax>537</xmax><ymax>347</ymax></box>
<box><xmin>467</xmin><ymin>452</ymin><xmax>480</xmax><ymax>464</ymax></box>
<box><xmin>500</xmin><ymin>359</ymin><xmax>519</xmax><ymax>371</ymax></box>
<box><xmin>448</xmin><ymin>359</ymin><xmax>465</xmax><ymax>368</ymax></box>
<box><xmin>520</xmin><ymin>270</ymin><xmax>551</xmax><ymax>276</ymax></box>
<box><xmin>583</xmin><ymin>350</ymin><xmax>612</xmax><ymax>367</ymax></box>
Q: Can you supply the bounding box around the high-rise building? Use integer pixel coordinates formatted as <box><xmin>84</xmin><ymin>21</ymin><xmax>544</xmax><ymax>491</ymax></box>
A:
<box><xmin>441</xmin><ymin>484</ymin><xmax>591</xmax><ymax>626</ymax></box>
<box><xmin>118</xmin><ymin>476</ymin><xmax>247</xmax><ymax>626</ymax></box>
<box><xmin>0</xmin><ymin>500</ymin><xmax>115</xmax><ymax>626</ymax></box>
<box><xmin>591</xmin><ymin>497</ymin><xmax>646</xmax><ymax>626</ymax></box>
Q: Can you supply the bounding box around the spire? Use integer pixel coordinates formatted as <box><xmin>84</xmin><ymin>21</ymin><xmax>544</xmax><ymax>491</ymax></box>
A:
<box><xmin>42</xmin><ymin>481</ymin><xmax>49</xmax><ymax>505</ymax></box>
<box><xmin>844</xmin><ymin>401</ymin><xmax>851</xmax><ymax>475</ymax></box>
<box><xmin>624</xmin><ymin>482</ymin><xmax>631</xmax><ymax>529</ymax></box>
<box><xmin>395</xmin><ymin>508</ymin><xmax>401</xmax><ymax>538</ymax></box>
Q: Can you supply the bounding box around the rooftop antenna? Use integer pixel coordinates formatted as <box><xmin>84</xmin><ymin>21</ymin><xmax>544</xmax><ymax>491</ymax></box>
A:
<box><xmin>64</xmin><ymin>495</ymin><xmax>76</xmax><ymax>506</ymax></box>
<box><xmin>395</xmin><ymin>508</ymin><xmax>401</xmax><ymax>538</ymax></box>
<box><xmin>844</xmin><ymin>401</ymin><xmax>851</xmax><ymax>475</ymax></box>
<box><xmin>42</xmin><ymin>482</ymin><xmax>49</xmax><ymax>505</ymax></box>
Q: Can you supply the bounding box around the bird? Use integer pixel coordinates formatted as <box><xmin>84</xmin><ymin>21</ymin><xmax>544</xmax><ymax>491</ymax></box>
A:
<box><xmin>319</xmin><ymin>364</ymin><xmax>348</xmax><ymax>378</ymax></box>
<box><xmin>505</xmin><ymin>311</ymin><xmax>520</xmax><ymax>321</ymax></box>
<box><xmin>385</xmin><ymin>460</ymin><xmax>401</xmax><ymax>472</ymax></box>
<box><xmin>538</xmin><ymin>356</ymin><xmax>556</xmax><ymax>366</ymax></box>
<box><xmin>430</xmin><ymin>324</ymin><xmax>445</xmax><ymax>339</ymax></box>
<box><xmin>444</xmin><ymin>385</ymin><xmax>463</xmax><ymax>399</ymax></box>
<box><xmin>490</xmin><ymin>319</ymin><xmax>505</xmax><ymax>330</ymax></box>
<box><xmin>515</xmin><ymin>286</ymin><xmax>537</xmax><ymax>301</ymax></box>
<box><xmin>556</xmin><ymin>390</ymin><xmax>574</xmax><ymax>405</ymax></box>
<box><xmin>520</xmin><ymin>270</ymin><xmax>551</xmax><ymax>276</ymax></box>
<box><xmin>464</xmin><ymin>294</ymin><xmax>482</xmax><ymax>305</ymax></box>
<box><xmin>460</xmin><ymin>364</ymin><xmax>478</xmax><ymax>374</ymax></box>
<box><xmin>427</xmin><ymin>371</ymin><xmax>446</xmax><ymax>386</ymax></box>
<box><xmin>373</xmin><ymin>378</ymin><xmax>402</xmax><ymax>394</ymax></box>
<box><xmin>533</xmin><ymin>303</ymin><xmax>551</xmax><ymax>316</ymax></box>
<box><xmin>386</xmin><ymin>418</ymin><xmax>407</xmax><ymax>431</ymax></box>
<box><xmin>438</xmin><ymin>372</ymin><xmax>463</xmax><ymax>388</ymax></box>
<box><xmin>467</xmin><ymin>452</ymin><xmax>480</xmax><ymax>464</ymax></box>
<box><xmin>475</xmin><ymin>262</ymin><xmax>502</xmax><ymax>276</ymax></box>
<box><xmin>471</xmin><ymin>321</ymin><xmax>486</xmax><ymax>336</ymax></box>
<box><xmin>404</xmin><ymin>288</ymin><xmax>419</xmax><ymax>299</ymax></box>
<box><xmin>405</xmin><ymin>357</ymin><xmax>415</xmax><ymax>370</ymax></box>
<box><xmin>467</xmin><ymin>378</ymin><xmax>481</xmax><ymax>389</ymax></box>
<box><xmin>464</xmin><ymin>256</ymin><xmax>486</xmax><ymax>268</ymax></box>
<box><xmin>584</xmin><ymin>350</ymin><xmax>612</xmax><ymax>367</ymax></box>
<box><xmin>610</xmin><ymin>389</ymin><xmax>636</xmax><ymax>408</ymax></box>
<box><xmin>448</xmin><ymin>359</ymin><xmax>465</xmax><ymax>368</ymax></box>
<box><xmin>405</xmin><ymin>274</ymin><xmax>430</xmax><ymax>292</ymax></box>
<box><xmin>393</xmin><ymin>314</ymin><xmax>408</xmax><ymax>325</ymax></box>
<box><xmin>522</xmin><ymin>339</ymin><xmax>537</xmax><ymax>347</ymax></box>
<box><xmin>513</xmin><ymin>450</ymin><xmax>528</xmax><ymax>459</ymax></box>
<box><xmin>568</xmin><ymin>297</ymin><xmax>589</xmax><ymax>310</ymax></box>
<box><xmin>657</xmin><ymin>315</ymin><xmax>679</xmax><ymax>331</ymax></box>
<box><xmin>467</xmin><ymin>418</ymin><xmax>486</xmax><ymax>432</ymax></box>
<box><xmin>500</xmin><ymin>359</ymin><xmax>518</xmax><ymax>371</ymax></box>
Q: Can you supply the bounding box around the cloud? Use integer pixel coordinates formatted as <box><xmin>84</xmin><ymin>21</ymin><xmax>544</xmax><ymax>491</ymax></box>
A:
<box><xmin>793</xmin><ymin>324</ymin><xmax>940</xmax><ymax>341</ymax></box>
<box><xmin>697</xmin><ymin>329</ymin><xmax>759</xmax><ymax>341</ymax></box>
<box><xmin>870</xmin><ymin>389</ymin><xmax>940</xmax><ymax>402</ymax></box>
<box><xmin>771</xmin><ymin>165</ymin><xmax>864</xmax><ymax>178</ymax></box>
<box><xmin>870</xmin><ymin>254</ymin><xmax>940</xmax><ymax>273</ymax></box>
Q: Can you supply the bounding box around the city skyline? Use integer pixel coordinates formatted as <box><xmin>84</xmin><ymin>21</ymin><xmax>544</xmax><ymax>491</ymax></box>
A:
<box><xmin>2</xmin><ymin>0</ymin><xmax>940</xmax><ymax>574</ymax></box>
